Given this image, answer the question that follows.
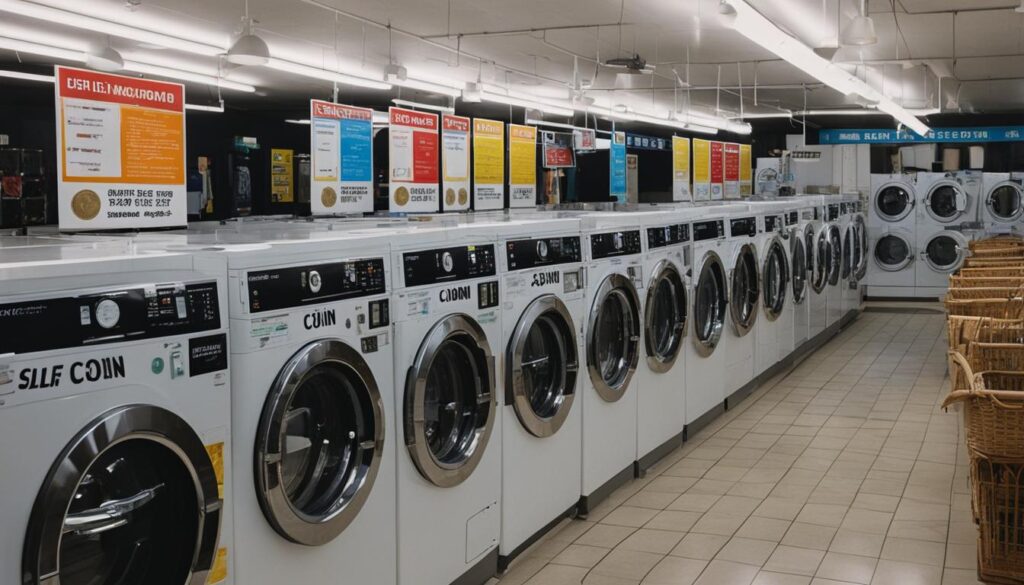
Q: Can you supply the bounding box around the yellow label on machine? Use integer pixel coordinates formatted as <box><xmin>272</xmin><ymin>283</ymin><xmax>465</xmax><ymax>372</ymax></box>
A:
<box><xmin>207</xmin><ymin>547</ymin><xmax>229</xmax><ymax>584</ymax></box>
<box><xmin>205</xmin><ymin>442</ymin><xmax>224</xmax><ymax>498</ymax></box>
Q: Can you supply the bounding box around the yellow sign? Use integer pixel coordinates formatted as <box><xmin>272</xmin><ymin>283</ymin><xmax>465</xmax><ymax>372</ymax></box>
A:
<box><xmin>692</xmin><ymin>138</ymin><xmax>711</xmax><ymax>201</ymax></box>
<box><xmin>672</xmin><ymin>136</ymin><xmax>691</xmax><ymax>201</ymax></box>
<box><xmin>739</xmin><ymin>144</ymin><xmax>753</xmax><ymax>196</ymax></box>
<box><xmin>508</xmin><ymin>124</ymin><xmax>537</xmax><ymax>207</ymax></box>
<box><xmin>473</xmin><ymin>118</ymin><xmax>505</xmax><ymax>210</ymax></box>
<box><xmin>270</xmin><ymin>149</ymin><xmax>294</xmax><ymax>203</ymax></box>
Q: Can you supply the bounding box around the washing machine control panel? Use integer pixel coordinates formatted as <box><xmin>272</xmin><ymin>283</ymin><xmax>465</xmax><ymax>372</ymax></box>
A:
<box><xmin>764</xmin><ymin>215</ymin><xmax>782</xmax><ymax>233</ymax></box>
<box><xmin>246</xmin><ymin>258</ymin><xmax>386</xmax><ymax>313</ymax></box>
<box><xmin>729</xmin><ymin>217</ymin><xmax>757</xmax><ymax>237</ymax></box>
<box><xmin>647</xmin><ymin>224</ymin><xmax>690</xmax><ymax>249</ymax></box>
<box><xmin>0</xmin><ymin>280</ymin><xmax>221</xmax><ymax>354</ymax></box>
<box><xmin>590</xmin><ymin>230</ymin><xmax>641</xmax><ymax>259</ymax></box>
<box><xmin>828</xmin><ymin>204</ymin><xmax>840</xmax><ymax>221</ymax></box>
<box><xmin>785</xmin><ymin>211</ymin><xmax>799</xmax><ymax>226</ymax></box>
<box><xmin>403</xmin><ymin>244</ymin><xmax>496</xmax><ymax>286</ymax></box>
<box><xmin>692</xmin><ymin>220</ymin><xmax>725</xmax><ymax>242</ymax></box>
<box><xmin>506</xmin><ymin>236</ymin><xmax>581</xmax><ymax>270</ymax></box>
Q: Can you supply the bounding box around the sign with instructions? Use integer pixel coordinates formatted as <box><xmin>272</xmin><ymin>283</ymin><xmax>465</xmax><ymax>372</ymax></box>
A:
<box><xmin>473</xmin><ymin>118</ymin><xmax>505</xmax><ymax>210</ymax></box>
<box><xmin>309</xmin><ymin>99</ymin><xmax>374</xmax><ymax>214</ymax></box>
<box><xmin>389</xmin><ymin>107</ymin><xmax>440</xmax><ymax>212</ymax></box>
<box><xmin>508</xmin><ymin>124</ymin><xmax>537</xmax><ymax>208</ymax></box>
<box><xmin>441</xmin><ymin>114</ymin><xmax>471</xmax><ymax>211</ymax></box>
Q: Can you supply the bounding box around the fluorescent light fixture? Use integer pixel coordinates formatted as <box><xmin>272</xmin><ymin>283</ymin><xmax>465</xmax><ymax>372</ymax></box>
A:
<box><xmin>0</xmin><ymin>68</ymin><xmax>53</xmax><ymax>83</ymax></box>
<box><xmin>479</xmin><ymin>91</ymin><xmax>575</xmax><ymax>117</ymax></box>
<box><xmin>524</xmin><ymin>118</ymin><xmax>614</xmax><ymax>136</ymax></box>
<box><xmin>735</xmin><ymin>112</ymin><xmax>794</xmax><ymax>119</ymax></box>
<box><xmin>186</xmin><ymin>101</ymin><xmax>224</xmax><ymax>113</ymax></box>
<box><xmin>265</xmin><ymin>58</ymin><xmax>391</xmax><ymax>90</ymax></box>
<box><xmin>286</xmin><ymin>118</ymin><xmax>311</xmax><ymax>125</ymax></box>
<box><xmin>227</xmin><ymin>31</ymin><xmax>270</xmax><ymax>66</ymax></box>
<box><xmin>721</xmin><ymin>0</ymin><xmax>930</xmax><ymax>136</ymax></box>
<box><xmin>462</xmin><ymin>82</ymin><xmax>482</xmax><ymax>103</ymax></box>
<box><xmin>391</xmin><ymin>99</ymin><xmax>454</xmax><ymax>113</ymax></box>
<box><xmin>0</xmin><ymin>35</ymin><xmax>82</xmax><ymax>61</ymax></box>
<box><xmin>391</xmin><ymin>78</ymin><xmax>462</xmax><ymax>97</ymax></box>
<box><xmin>372</xmin><ymin>110</ymin><xmax>390</xmax><ymax>124</ymax></box>
<box><xmin>124</xmin><ymin>61</ymin><xmax>255</xmax><ymax>92</ymax></box>
<box><xmin>86</xmin><ymin>46</ymin><xmax>123</xmax><ymax>72</ymax></box>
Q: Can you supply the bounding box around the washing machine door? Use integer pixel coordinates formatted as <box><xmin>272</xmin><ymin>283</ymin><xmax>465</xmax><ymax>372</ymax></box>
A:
<box><xmin>24</xmin><ymin>404</ymin><xmax>221</xmax><ymax>585</ymax></box>
<box><xmin>644</xmin><ymin>260</ymin><xmax>688</xmax><ymax>373</ymax></box>
<box><xmin>257</xmin><ymin>339</ymin><xmax>385</xmax><ymax>544</ymax></box>
<box><xmin>873</xmin><ymin>233</ymin><xmax>914</xmax><ymax>272</ymax></box>
<box><xmin>762</xmin><ymin>237</ymin><xmax>790</xmax><ymax>321</ymax></box>
<box><xmin>841</xmin><ymin>224</ymin><xmax>854</xmax><ymax>281</ymax></box>
<box><xmin>693</xmin><ymin>251</ymin><xmax>728</xmax><ymax>357</ymax></box>
<box><xmin>853</xmin><ymin>216</ymin><xmax>868</xmax><ymax>281</ymax></box>
<box><xmin>875</xmin><ymin>183</ymin><xmax>914</xmax><ymax>222</ymax></box>
<box><xmin>811</xmin><ymin>226</ymin><xmax>829</xmax><ymax>294</ymax></box>
<box><xmin>804</xmin><ymin>224</ymin><xmax>817</xmax><ymax>280</ymax></box>
<box><xmin>826</xmin><ymin>225</ymin><xmax>842</xmax><ymax>286</ymax></box>
<box><xmin>790</xmin><ymin>232</ymin><xmax>807</xmax><ymax>304</ymax></box>
<box><xmin>729</xmin><ymin>243</ymin><xmax>760</xmax><ymax>336</ymax></box>
<box><xmin>921</xmin><ymin>232</ymin><xmax>969</xmax><ymax>274</ymax></box>
<box><xmin>507</xmin><ymin>295</ymin><xmax>579</xmax><ymax>438</ymax></box>
<box><xmin>587</xmin><ymin>273</ymin><xmax>641</xmax><ymax>402</ymax></box>
<box><xmin>924</xmin><ymin>180</ymin><xmax>967</xmax><ymax>223</ymax></box>
<box><xmin>404</xmin><ymin>315</ymin><xmax>496</xmax><ymax>488</ymax></box>
<box><xmin>986</xmin><ymin>181</ymin><xmax>1024</xmax><ymax>222</ymax></box>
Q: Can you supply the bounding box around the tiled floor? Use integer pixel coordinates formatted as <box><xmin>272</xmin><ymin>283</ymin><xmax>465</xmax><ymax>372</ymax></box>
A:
<box><xmin>495</xmin><ymin>308</ymin><xmax>984</xmax><ymax>585</ymax></box>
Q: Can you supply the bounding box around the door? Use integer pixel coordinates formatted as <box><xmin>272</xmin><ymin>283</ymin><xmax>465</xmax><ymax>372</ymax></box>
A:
<box><xmin>874</xmin><ymin>233</ymin><xmax>914</xmax><ymax>272</ymax></box>
<box><xmin>507</xmin><ymin>295</ymin><xmax>579</xmax><ymax>438</ymax></box>
<box><xmin>804</xmin><ymin>224</ymin><xmax>817</xmax><ymax>285</ymax></box>
<box><xmin>841</xmin><ymin>225</ymin><xmax>854</xmax><ymax>281</ymax></box>
<box><xmin>762</xmin><ymin>237</ymin><xmax>790</xmax><ymax>321</ymax></box>
<box><xmin>790</xmin><ymin>232</ymin><xmax>807</xmax><ymax>304</ymax></box>
<box><xmin>730</xmin><ymin>243</ymin><xmax>759</xmax><ymax>336</ymax></box>
<box><xmin>257</xmin><ymin>339</ymin><xmax>385</xmax><ymax>545</ymax></box>
<box><xmin>404</xmin><ymin>315</ymin><xmax>496</xmax><ymax>488</ymax></box>
<box><xmin>693</xmin><ymin>251</ymin><xmax>728</xmax><ymax>357</ymax></box>
<box><xmin>644</xmin><ymin>260</ymin><xmax>688</xmax><ymax>373</ymax></box>
<box><xmin>24</xmin><ymin>404</ymin><xmax>221</xmax><ymax>585</ymax></box>
<box><xmin>826</xmin><ymin>225</ymin><xmax>842</xmax><ymax>286</ymax></box>
<box><xmin>986</xmin><ymin>181</ymin><xmax>1024</xmax><ymax>223</ymax></box>
<box><xmin>874</xmin><ymin>183</ymin><xmax>914</xmax><ymax>222</ymax></box>
<box><xmin>920</xmin><ymin>232</ymin><xmax>968</xmax><ymax>274</ymax></box>
<box><xmin>812</xmin><ymin>227</ymin><xmax>830</xmax><ymax>293</ymax></box>
<box><xmin>924</xmin><ymin>180</ymin><xmax>967</xmax><ymax>223</ymax></box>
<box><xmin>853</xmin><ymin>216</ymin><xmax>868</xmax><ymax>281</ymax></box>
<box><xmin>587</xmin><ymin>273</ymin><xmax>641</xmax><ymax>402</ymax></box>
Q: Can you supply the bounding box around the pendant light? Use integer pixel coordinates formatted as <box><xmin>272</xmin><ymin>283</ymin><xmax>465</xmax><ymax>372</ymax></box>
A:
<box><xmin>841</xmin><ymin>0</ymin><xmax>877</xmax><ymax>46</ymax></box>
<box><xmin>227</xmin><ymin>0</ymin><xmax>270</xmax><ymax>66</ymax></box>
<box><xmin>86</xmin><ymin>44</ymin><xmax>124</xmax><ymax>72</ymax></box>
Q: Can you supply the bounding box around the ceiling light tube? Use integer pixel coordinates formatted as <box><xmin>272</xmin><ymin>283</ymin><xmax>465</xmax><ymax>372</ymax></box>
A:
<box><xmin>266</xmin><ymin>58</ymin><xmax>391</xmax><ymax>90</ymax></box>
<box><xmin>391</xmin><ymin>99</ymin><xmax>454</xmax><ymax>113</ymax></box>
<box><xmin>0</xmin><ymin>68</ymin><xmax>53</xmax><ymax>82</ymax></box>
<box><xmin>123</xmin><ymin>61</ymin><xmax>255</xmax><ymax>92</ymax></box>
<box><xmin>185</xmin><ymin>101</ymin><xmax>225</xmax><ymax>113</ymax></box>
<box><xmin>0</xmin><ymin>35</ymin><xmax>83</xmax><ymax>61</ymax></box>
<box><xmin>285</xmin><ymin>118</ymin><xmax>311</xmax><ymax>125</ymax></box>
<box><xmin>479</xmin><ymin>92</ymin><xmax>574</xmax><ymax>117</ymax></box>
<box><xmin>391</xmin><ymin>78</ymin><xmax>462</xmax><ymax>97</ymax></box>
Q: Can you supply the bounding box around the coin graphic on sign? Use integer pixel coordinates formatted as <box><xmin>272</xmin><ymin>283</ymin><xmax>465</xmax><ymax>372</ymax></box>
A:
<box><xmin>458</xmin><ymin>188</ymin><xmax>468</xmax><ymax>205</ymax></box>
<box><xmin>394</xmin><ymin>186</ymin><xmax>410</xmax><ymax>206</ymax></box>
<box><xmin>321</xmin><ymin>187</ymin><xmax>337</xmax><ymax>208</ymax></box>
<box><xmin>71</xmin><ymin>189</ymin><xmax>101</xmax><ymax>220</ymax></box>
<box><xmin>445</xmin><ymin>188</ymin><xmax>455</xmax><ymax>206</ymax></box>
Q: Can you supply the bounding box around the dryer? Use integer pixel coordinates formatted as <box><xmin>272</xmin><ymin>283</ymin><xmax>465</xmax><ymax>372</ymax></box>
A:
<box><xmin>981</xmin><ymin>173</ymin><xmax>1024</xmax><ymax>232</ymax></box>
<box><xmin>0</xmin><ymin>241</ymin><xmax>231</xmax><ymax>585</ymax></box>
<box><xmin>917</xmin><ymin>172</ymin><xmax>973</xmax><ymax>230</ymax></box>
<box><xmin>869</xmin><ymin>173</ymin><xmax>917</xmax><ymax>230</ymax></box>
<box><xmin>723</xmin><ymin>209</ymin><xmax>760</xmax><ymax>405</ymax></box>
<box><xmin>867</xmin><ymin>226</ymin><xmax>917</xmax><ymax>297</ymax></box>
<box><xmin>748</xmin><ymin>201</ymin><xmax>791</xmax><ymax>379</ymax></box>
<box><xmin>915</xmin><ymin>228</ymin><xmax>972</xmax><ymax>297</ymax></box>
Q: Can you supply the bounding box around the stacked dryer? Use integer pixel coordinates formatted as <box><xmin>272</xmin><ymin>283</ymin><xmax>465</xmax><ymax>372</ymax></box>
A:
<box><xmin>868</xmin><ymin>174</ymin><xmax>917</xmax><ymax>298</ymax></box>
<box><xmin>915</xmin><ymin>172</ymin><xmax>975</xmax><ymax>297</ymax></box>
<box><xmin>980</xmin><ymin>173</ymin><xmax>1024</xmax><ymax>233</ymax></box>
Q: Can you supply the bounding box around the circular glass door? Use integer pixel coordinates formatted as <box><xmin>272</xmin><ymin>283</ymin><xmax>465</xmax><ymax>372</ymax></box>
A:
<box><xmin>730</xmin><ymin>243</ymin><xmax>759</xmax><ymax>336</ymax></box>
<box><xmin>987</xmin><ymin>182</ymin><xmax>1024</xmax><ymax>222</ymax></box>
<box><xmin>762</xmin><ymin>238</ymin><xmax>790</xmax><ymax>321</ymax></box>
<box><xmin>644</xmin><ymin>261</ymin><xmax>688</xmax><ymax>373</ymax></box>
<box><xmin>507</xmin><ymin>295</ymin><xmax>579</xmax><ymax>438</ymax></box>
<box><xmin>841</xmin><ymin>226</ymin><xmax>854</xmax><ymax>280</ymax></box>
<box><xmin>405</xmin><ymin>315</ymin><xmax>496</xmax><ymax>488</ymax></box>
<box><xmin>925</xmin><ymin>181</ymin><xmax>965</xmax><ymax>223</ymax></box>
<box><xmin>587</xmin><ymin>273</ymin><xmax>641</xmax><ymax>402</ymax></box>
<box><xmin>853</xmin><ymin>216</ymin><xmax>868</xmax><ymax>281</ymax></box>
<box><xmin>811</xmin><ymin>226</ymin><xmax>829</xmax><ymax>293</ymax></box>
<box><xmin>875</xmin><ymin>184</ymin><xmax>913</xmax><ymax>222</ymax></box>
<box><xmin>791</xmin><ymin>233</ymin><xmax>807</xmax><ymax>304</ymax></box>
<box><xmin>922</xmin><ymin>233</ymin><xmax>966</xmax><ymax>273</ymax></box>
<box><xmin>827</xmin><ymin>225</ymin><xmax>842</xmax><ymax>286</ymax></box>
<box><xmin>24</xmin><ymin>405</ymin><xmax>221</xmax><ymax>585</ymax></box>
<box><xmin>874</xmin><ymin>234</ymin><xmax>914</xmax><ymax>272</ymax></box>
<box><xmin>257</xmin><ymin>339</ymin><xmax>385</xmax><ymax>545</ymax></box>
<box><xmin>693</xmin><ymin>251</ymin><xmax>727</xmax><ymax>357</ymax></box>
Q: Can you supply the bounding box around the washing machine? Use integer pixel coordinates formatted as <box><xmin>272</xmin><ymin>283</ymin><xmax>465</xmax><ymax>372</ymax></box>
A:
<box><xmin>578</xmin><ymin>212</ymin><xmax>643</xmax><ymax>513</ymax></box>
<box><xmin>389</xmin><ymin>226</ymin><xmax>503</xmax><ymax>585</ymax></box>
<box><xmin>494</xmin><ymin>217</ymin><xmax>585</xmax><ymax>569</ymax></box>
<box><xmin>981</xmin><ymin>173</ymin><xmax>1024</xmax><ymax>233</ymax></box>
<box><xmin>791</xmin><ymin>199</ymin><xmax>813</xmax><ymax>351</ymax></box>
<box><xmin>821</xmin><ymin>199</ymin><xmax>844</xmax><ymax>328</ymax></box>
<box><xmin>867</xmin><ymin>225</ymin><xmax>917</xmax><ymax>298</ymax></box>
<box><xmin>686</xmin><ymin>214</ymin><xmax>728</xmax><ymax>434</ymax></box>
<box><xmin>869</xmin><ymin>173</ymin><xmax>917</xmax><ymax>230</ymax></box>
<box><xmin>801</xmin><ymin>196</ymin><xmax>830</xmax><ymax>342</ymax></box>
<box><xmin>748</xmin><ymin>200</ymin><xmax>791</xmax><ymax>379</ymax></box>
<box><xmin>839</xmin><ymin>194</ymin><xmax>862</xmax><ymax>325</ymax></box>
<box><xmin>723</xmin><ymin>208</ymin><xmax>760</xmax><ymax>404</ymax></box>
<box><xmin>850</xmin><ymin>199</ymin><xmax>868</xmax><ymax>314</ymax></box>
<box><xmin>0</xmin><ymin>240</ymin><xmax>232</xmax><ymax>585</ymax></box>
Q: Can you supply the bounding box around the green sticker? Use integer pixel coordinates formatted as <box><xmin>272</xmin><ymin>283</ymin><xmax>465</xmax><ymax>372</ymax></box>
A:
<box><xmin>151</xmin><ymin>357</ymin><xmax>164</xmax><ymax>374</ymax></box>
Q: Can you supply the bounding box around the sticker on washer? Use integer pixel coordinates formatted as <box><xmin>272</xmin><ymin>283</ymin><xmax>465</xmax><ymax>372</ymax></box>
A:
<box><xmin>250</xmin><ymin>315</ymin><xmax>289</xmax><ymax>343</ymax></box>
<box><xmin>406</xmin><ymin>291</ymin><xmax>431</xmax><ymax>316</ymax></box>
<box><xmin>477</xmin><ymin>310</ymin><xmax>498</xmax><ymax>324</ymax></box>
<box><xmin>189</xmin><ymin>333</ymin><xmax>228</xmax><ymax>377</ymax></box>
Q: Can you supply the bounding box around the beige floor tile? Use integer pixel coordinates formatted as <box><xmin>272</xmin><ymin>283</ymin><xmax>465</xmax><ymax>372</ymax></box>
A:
<box><xmin>753</xmin><ymin>572</ymin><xmax>813</xmax><ymax>585</ymax></box>
<box><xmin>754</xmin><ymin>498</ymin><xmax>807</xmax><ymax>521</ymax></box>
<box><xmin>942</xmin><ymin>543</ymin><xmax>974</xmax><ymax>570</ymax></box>
<box><xmin>939</xmin><ymin>568</ymin><xmax>984</xmax><ymax>585</ymax></box>
<box><xmin>850</xmin><ymin>494</ymin><xmax>900</xmax><ymax>514</ymax></box>
<box><xmin>810</xmin><ymin>579</ymin><xmax>861</xmax><ymax>585</ymax></box>
<box><xmin>708</xmin><ymin>496</ymin><xmax>765</xmax><ymax>519</ymax></box>
<box><xmin>763</xmin><ymin>546</ymin><xmax>827</xmax><ymax>576</ymax></box>
<box><xmin>691</xmin><ymin>514</ymin><xmax>747</xmax><ymax>536</ymax></box>
<box><xmin>590</xmin><ymin>549</ymin><xmax>665</xmax><ymax>580</ymax></box>
<box><xmin>828</xmin><ymin>530</ymin><xmax>885</xmax><ymax>558</ymax></box>
<box><xmin>646</xmin><ymin>476</ymin><xmax>699</xmax><ymax>494</ymax></box>
<box><xmin>601</xmin><ymin>507</ymin><xmax>662</xmax><ymax>528</ymax></box>
<box><xmin>670</xmin><ymin>533</ymin><xmax>730</xmax><ymax>560</ymax></box>
<box><xmin>736</xmin><ymin>516</ymin><xmax>792</xmax><ymax>542</ymax></box>
<box><xmin>669</xmin><ymin>494</ymin><xmax>722</xmax><ymax>513</ymax></box>
<box><xmin>625</xmin><ymin>490</ymin><xmax>681</xmax><ymax>510</ymax></box>
<box><xmin>644</xmin><ymin>510</ymin><xmax>702</xmax><ymax>532</ymax></box>
<box><xmin>688</xmin><ymin>479</ymin><xmax>738</xmax><ymax>495</ymax></box>
<box><xmin>641</xmin><ymin>556</ymin><xmax>708</xmax><ymax>585</ymax></box>
<box><xmin>693</xmin><ymin>560</ymin><xmax>761</xmax><ymax>585</ymax></box>
<box><xmin>869</xmin><ymin>559</ymin><xmax>942</xmax><ymax>585</ymax></box>
<box><xmin>523</xmin><ymin>563</ymin><xmax>588</xmax><ymax>585</ymax></box>
<box><xmin>795</xmin><ymin>504</ymin><xmax>849</xmax><ymax>528</ymax></box>
<box><xmin>815</xmin><ymin>552</ymin><xmax>877</xmax><ymax>584</ymax></box>
<box><xmin>715</xmin><ymin>536</ymin><xmax>778</xmax><ymax>566</ymax></box>
<box><xmin>617</xmin><ymin>529</ymin><xmax>686</xmax><ymax>555</ymax></box>
<box><xmin>839</xmin><ymin>510</ymin><xmax>892</xmax><ymax>535</ymax></box>
<box><xmin>781</xmin><ymin>522</ymin><xmax>838</xmax><ymax>551</ymax></box>
<box><xmin>885</xmin><ymin>520</ymin><xmax>948</xmax><ymax>543</ymax></box>
<box><xmin>551</xmin><ymin>545</ymin><xmax>611</xmax><ymax>569</ymax></box>
<box><xmin>576</xmin><ymin>524</ymin><xmax>637</xmax><ymax>548</ymax></box>
<box><xmin>499</xmin><ymin>556</ymin><xmax>549</xmax><ymax>585</ymax></box>
<box><xmin>582</xmin><ymin>573</ymin><xmax>642</xmax><ymax>585</ymax></box>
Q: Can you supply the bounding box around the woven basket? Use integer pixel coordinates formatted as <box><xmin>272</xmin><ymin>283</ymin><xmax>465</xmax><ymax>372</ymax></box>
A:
<box><xmin>965</xmin><ymin>258</ymin><xmax>1024</xmax><ymax>268</ymax></box>
<box><xmin>948</xmin><ymin>317</ymin><xmax>1024</xmax><ymax>353</ymax></box>
<box><xmin>972</xmin><ymin>247</ymin><xmax>1024</xmax><ymax>258</ymax></box>
<box><xmin>968</xmin><ymin>342</ymin><xmax>1024</xmax><ymax>373</ymax></box>
<box><xmin>950</xmin><ymin>276</ymin><xmax>1024</xmax><ymax>289</ymax></box>
<box><xmin>943</xmin><ymin>353</ymin><xmax>1024</xmax><ymax>459</ymax></box>
<box><xmin>946</xmin><ymin>298</ymin><xmax>1024</xmax><ymax>319</ymax></box>
<box><xmin>972</xmin><ymin>237</ymin><xmax>1024</xmax><ymax>251</ymax></box>
<box><xmin>960</xmin><ymin>267</ymin><xmax>1024</xmax><ymax>278</ymax></box>
<box><xmin>971</xmin><ymin>454</ymin><xmax>1024</xmax><ymax>584</ymax></box>
<box><xmin>947</xmin><ymin>288</ymin><xmax>1024</xmax><ymax>301</ymax></box>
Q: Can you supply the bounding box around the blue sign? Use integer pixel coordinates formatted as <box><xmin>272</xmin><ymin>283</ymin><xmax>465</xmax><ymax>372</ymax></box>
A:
<box><xmin>625</xmin><ymin>133</ymin><xmax>669</xmax><ymax>151</ymax></box>
<box><xmin>340</xmin><ymin>118</ymin><xmax>373</xmax><ymax>182</ymax></box>
<box><xmin>610</xmin><ymin>131</ymin><xmax>627</xmax><ymax>201</ymax></box>
<box><xmin>820</xmin><ymin>126</ymin><xmax>1024</xmax><ymax>145</ymax></box>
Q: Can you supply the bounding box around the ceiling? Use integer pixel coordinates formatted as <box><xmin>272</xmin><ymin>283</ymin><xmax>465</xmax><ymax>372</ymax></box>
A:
<box><xmin>1</xmin><ymin>0</ymin><xmax>1023</xmax><ymax>121</ymax></box>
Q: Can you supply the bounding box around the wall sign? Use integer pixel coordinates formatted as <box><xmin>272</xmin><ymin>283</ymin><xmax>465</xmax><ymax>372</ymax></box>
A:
<box><xmin>724</xmin><ymin>142</ymin><xmax>740</xmax><ymax>200</ymax></box>
<box><xmin>610</xmin><ymin>130</ymin><xmax>627</xmax><ymax>202</ymax></box>
<box><xmin>389</xmin><ymin>107</ymin><xmax>439</xmax><ymax>212</ymax></box>
<box><xmin>270</xmin><ymin>148</ymin><xmax>294</xmax><ymax>203</ymax></box>
<box><xmin>739</xmin><ymin>144</ymin><xmax>752</xmax><ymax>196</ymax></box>
<box><xmin>692</xmin><ymin>138</ymin><xmax>711</xmax><ymax>201</ymax></box>
<box><xmin>573</xmin><ymin>128</ymin><xmax>596</xmax><ymax>152</ymax></box>
<box><xmin>441</xmin><ymin>114</ymin><xmax>471</xmax><ymax>211</ymax></box>
<box><xmin>473</xmin><ymin>118</ymin><xmax>505</xmax><ymax>210</ymax></box>
<box><xmin>710</xmin><ymin>141</ymin><xmax>725</xmax><ymax>200</ymax></box>
<box><xmin>672</xmin><ymin>136</ymin><xmax>691</xmax><ymax>202</ymax></box>
<box><xmin>625</xmin><ymin>133</ymin><xmax>670</xmax><ymax>151</ymax></box>
<box><xmin>55</xmin><ymin>66</ymin><xmax>186</xmax><ymax>230</ymax></box>
<box><xmin>819</xmin><ymin>126</ymin><xmax>1024</xmax><ymax>144</ymax></box>
<box><xmin>310</xmin><ymin>99</ymin><xmax>373</xmax><ymax>214</ymax></box>
<box><xmin>508</xmin><ymin>124</ymin><xmax>537</xmax><ymax>208</ymax></box>
<box><xmin>542</xmin><ymin>131</ymin><xmax>575</xmax><ymax>168</ymax></box>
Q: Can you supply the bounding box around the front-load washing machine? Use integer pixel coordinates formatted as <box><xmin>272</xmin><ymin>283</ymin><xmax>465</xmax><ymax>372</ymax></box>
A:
<box><xmin>839</xmin><ymin>195</ymin><xmax>862</xmax><ymax>326</ymax></box>
<box><xmin>723</xmin><ymin>209</ymin><xmax>760</xmax><ymax>405</ymax></box>
<box><xmin>0</xmin><ymin>241</ymin><xmax>231</xmax><ymax>585</ymax></box>
<box><xmin>800</xmin><ymin>196</ymin><xmax>829</xmax><ymax>342</ymax></box>
<box><xmin>867</xmin><ymin>226</ymin><xmax>917</xmax><ymax>297</ymax></box>
<box><xmin>869</xmin><ymin>173</ymin><xmax>917</xmax><ymax>230</ymax></box>
<box><xmin>915</xmin><ymin>228</ymin><xmax>972</xmax><ymax>297</ymax></box>
<box><xmin>823</xmin><ymin>200</ymin><xmax>844</xmax><ymax>328</ymax></box>
<box><xmin>791</xmin><ymin>200</ymin><xmax>813</xmax><ymax>351</ymax></box>
<box><xmin>981</xmin><ymin>173</ymin><xmax>1024</xmax><ymax>232</ymax></box>
<box><xmin>850</xmin><ymin>199</ymin><xmax>868</xmax><ymax>314</ymax></box>
<box><xmin>751</xmin><ymin>201</ymin><xmax>792</xmax><ymax>379</ymax></box>
<box><xmin>916</xmin><ymin>172</ymin><xmax>973</xmax><ymax>231</ymax></box>
<box><xmin>578</xmin><ymin>213</ymin><xmax>643</xmax><ymax>513</ymax></box>
<box><xmin>390</xmin><ymin>227</ymin><xmax>502</xmax><ymax>585</ymax></box>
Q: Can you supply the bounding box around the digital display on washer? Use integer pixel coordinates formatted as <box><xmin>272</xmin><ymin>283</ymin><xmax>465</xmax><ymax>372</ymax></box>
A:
<box><xmin>590</xmin><ymin>230</ymin><xmax>642</xmax><ymax>259</ymax></box>
<box><xmin>247</xmin><ymin>259</ymin><xmax>386</xmax><ymax>313</ymax></box>
<box><xmin>403</xmin><ymin>244</ymin><xmax>496</xmax><ymax>287</ymax></box>
<box><xmin>786</xmin><ymin>211</ymin><xmax>798</xmax><ymax>226</ymax></box>
<box><xmin>692</xmin><ymin>220</ymin><xmax>724</xmax><ymax>241</ymax></box>
<box><xmin>0</xmin><ymin>281</ymin><xmax>221</xmax><ymax>354</ymax></box>
<box><xmin>764</xmin><ymin>215</ymin><xmax>781</xmax><ymax>233</ymax></box>
<box><xmin>647</xmin><ymin>224</ymin><xmax>690</xmax><ymax>249</ymax></box>
<box><xmin>730</xmin><ymin>217</ymin><xmax>757</xmax><ymax>237</ymax></box>
<box><xmin>506</xmin><ymin>236</ymin><xmax>582</xmax><ymax>271</ymax></box>
<box><xmin>828</xmin><ymin>204</ymin><xmax>840</xmax><ymax>221</ymax></box>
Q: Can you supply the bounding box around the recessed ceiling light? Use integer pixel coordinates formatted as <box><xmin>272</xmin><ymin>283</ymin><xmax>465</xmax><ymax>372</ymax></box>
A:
<box><xmin>86</xmin><ymin>46</ymin><xmax>124</xmax><ymax>71</ymax></box>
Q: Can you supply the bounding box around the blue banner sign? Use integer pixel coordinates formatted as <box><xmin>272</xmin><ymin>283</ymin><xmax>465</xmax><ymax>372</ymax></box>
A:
<box><xmin>610</xmin><ymin>131</ymin><xmax>627</xmax><ymax>201</ymax></box>
<box><xmin>820</xmin><ymin>127</ymin><xmax>1024</xmax><ymax>145</ymax></box>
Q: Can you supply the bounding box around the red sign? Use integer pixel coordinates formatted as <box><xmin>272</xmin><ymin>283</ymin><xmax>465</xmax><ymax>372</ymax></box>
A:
<box><xmin>412</xmin><ymin>131</ymin><xmax>439</xmax><ymax>182</ymax></box>
<box><xmin>57</xmin><ymin>67</ymin><xmax>182</xmax><ymax>113</ymax></box>
<box><xmin>390</xmin><ymin>107</ymin><xmax>439</xmax><ymax>131</ymax></box>
<box><xmin>442</xmin><ymin>114</ymin><xmax>470</xmax><ymax>133</ymax></box>
<box><xmin>710</xmin><ymin>141</ymin><xmax>725</xmax><ymax>184</ymax></box>
<box><xmin>724</xmin><ymin>143</ymin><xmax>740</xmax><ymax>182</ymax></box>
<box><xmin>312</xmin><ymin>100</ymin><xmax>372</xmax><ymax>120</ymax></box>
<box><xmin>544</xmin><ymin>145</ymin><xmax>573</xmax><ymax>167</ymax></box>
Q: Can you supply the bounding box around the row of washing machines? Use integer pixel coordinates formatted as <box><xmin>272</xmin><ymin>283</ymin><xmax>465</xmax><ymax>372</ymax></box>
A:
<box><xmin>0</xmin><ymin>194</ymin><xmax>865</xmax><ymax>585</ymax></box>
<box><xmin>868</xmin><ymin>171</ymin><xmax>1024</xmax><ymax>298</ymax></box>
